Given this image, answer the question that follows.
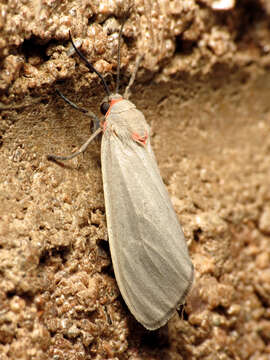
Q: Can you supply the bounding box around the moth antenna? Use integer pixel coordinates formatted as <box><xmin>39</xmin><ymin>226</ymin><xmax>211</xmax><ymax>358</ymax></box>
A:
<box><xmin>69</xmin><ymin>31</ymin><xmax>111</xmax><ymax>97</ymax></box>
<box><xmin>124</xmin><ymin>54</ymin><xmax>144</xmax><ymax>100</ymax></box>
<box><xmin>115</xmin><ymin>21</ymin><xmax>125</xmax><ymax>94</ymax></box>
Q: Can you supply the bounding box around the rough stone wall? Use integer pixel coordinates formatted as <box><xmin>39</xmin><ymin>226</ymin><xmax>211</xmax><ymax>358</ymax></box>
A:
<box><xmin>0</xmin><ymin>0</ymin><xmax>270</xmax><ymax>359</ymax></box>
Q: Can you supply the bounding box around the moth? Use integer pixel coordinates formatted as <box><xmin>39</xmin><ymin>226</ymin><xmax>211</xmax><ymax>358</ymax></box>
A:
<box><xmin>48</xmin><ymin>22</ymin><xmax>194</xmax><ymax>330</ymax></box>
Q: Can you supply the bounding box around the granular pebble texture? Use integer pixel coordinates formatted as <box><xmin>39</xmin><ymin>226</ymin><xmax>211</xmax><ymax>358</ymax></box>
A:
<box><xmin>1</xmin><ymin>0</ymin><xmax>270</xmax><ymax>359</ymax></box>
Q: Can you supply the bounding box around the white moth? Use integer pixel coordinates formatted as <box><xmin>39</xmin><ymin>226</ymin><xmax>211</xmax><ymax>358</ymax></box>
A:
<box><xmin>48</xmin><ymin>23</ymin><xmax>194</xmax><ymax>330</ymax></box>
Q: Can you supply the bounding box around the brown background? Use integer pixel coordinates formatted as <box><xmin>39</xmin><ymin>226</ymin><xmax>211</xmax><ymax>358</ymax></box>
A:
<box><xmin>0</xmin><ymin>0</ymin><xmax>270</xmax><ymax>359</ymax></box>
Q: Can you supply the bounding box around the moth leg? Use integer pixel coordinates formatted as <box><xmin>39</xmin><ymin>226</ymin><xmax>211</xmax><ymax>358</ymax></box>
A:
<box><xmin>56</xmin><ymin>89</ymin><xmax>100</xmax><ymax>130</ymax></box>
<box><xmin>47</xmin><ymin>89</ymin><xmax>102</xmax><ymax>161</ymax></box>
<box><xmin>47</xmin><ymin>127</ymin><xmax>102</xmax><ymax>161</ymax></box>
<box><xmin>124</xmin><ymin>54</ymin><xmax>144</xmax><ymax>100</ymax></box>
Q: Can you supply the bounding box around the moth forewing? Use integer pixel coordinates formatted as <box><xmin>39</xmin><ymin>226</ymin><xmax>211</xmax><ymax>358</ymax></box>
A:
<box><xmin>101</xmin><ymin>99</ymin><xmax>194</xmax><ymax>330</ymax></box>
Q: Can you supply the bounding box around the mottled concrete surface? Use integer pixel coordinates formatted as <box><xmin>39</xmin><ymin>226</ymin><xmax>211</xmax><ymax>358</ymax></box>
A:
<box><xmin>1</xmin><ymin>1</ymin><xmax>270</xmax><ymax>359</ymax></box>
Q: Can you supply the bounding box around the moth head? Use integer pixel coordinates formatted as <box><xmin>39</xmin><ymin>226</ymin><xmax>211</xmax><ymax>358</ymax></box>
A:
<box><xmin>100</xmin><ymin>94</ymin><xmax>123</xmax><ymax>115</ymax></box>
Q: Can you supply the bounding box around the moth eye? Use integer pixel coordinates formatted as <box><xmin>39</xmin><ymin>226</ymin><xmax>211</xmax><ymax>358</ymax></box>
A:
<box><xmin>100</xmin><ymin>102</ymin><xmax>110</xmax><ymax>115</ymax></box>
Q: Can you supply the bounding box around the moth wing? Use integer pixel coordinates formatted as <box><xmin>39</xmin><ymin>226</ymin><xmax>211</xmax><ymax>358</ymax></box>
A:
<box><xmin>101</xmin><ymin>131</ymin><xmax>194</xmax><ymax>330</ymax></box>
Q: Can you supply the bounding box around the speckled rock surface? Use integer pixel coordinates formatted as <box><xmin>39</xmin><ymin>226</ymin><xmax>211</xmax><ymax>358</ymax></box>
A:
<box><xmin>1</xmin><ymin>1</ymin><xmax>270</xmax><ymax>359</ymax></box>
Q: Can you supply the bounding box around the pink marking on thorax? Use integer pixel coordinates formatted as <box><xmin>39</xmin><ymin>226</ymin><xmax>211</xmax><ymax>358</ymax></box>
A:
<box><xmin>105</xmin><ymin>98</ymin><xmax>123</xmax><ymax>118</ymax></box>
<box><xmin>101</xmin><ymin>121</ymin><xmax>107</xmax><ymax>133</ymax></box>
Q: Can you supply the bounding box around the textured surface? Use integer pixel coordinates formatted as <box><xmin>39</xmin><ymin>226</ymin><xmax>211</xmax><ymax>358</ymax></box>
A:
<box><xmin>1</xmin><ymin>0</ymin><xmax>270</xmax><ymax>359</ymax></box>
